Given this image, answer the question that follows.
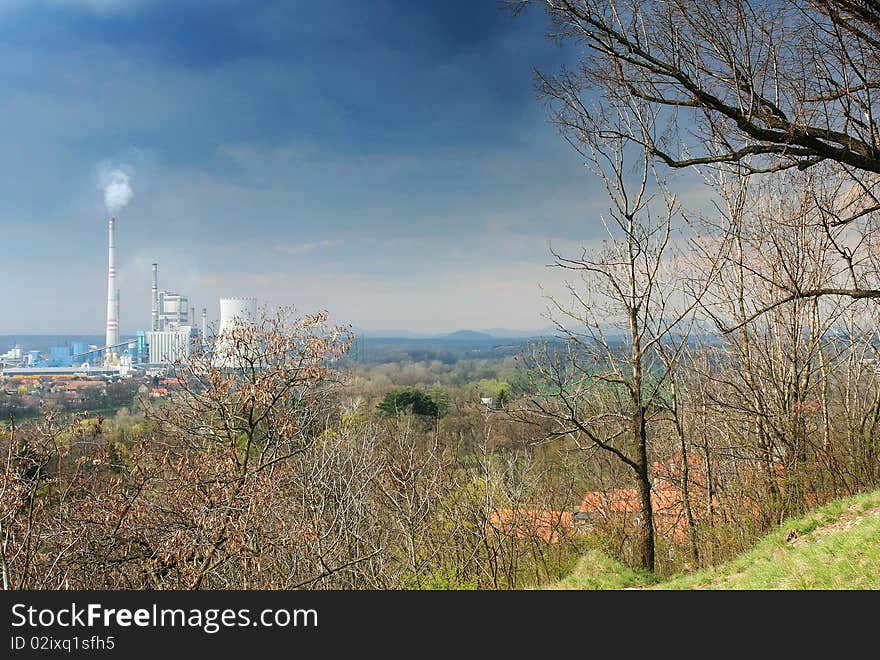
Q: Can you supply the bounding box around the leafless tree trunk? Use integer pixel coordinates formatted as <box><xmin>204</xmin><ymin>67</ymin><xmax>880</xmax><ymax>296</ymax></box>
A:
<box><xmin>521</xmin><ymin>102</ymin><xmax>705</xmax><ymax>571</ymax></box>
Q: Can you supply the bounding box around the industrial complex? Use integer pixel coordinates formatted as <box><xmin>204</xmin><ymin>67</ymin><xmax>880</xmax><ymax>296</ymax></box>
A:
<box><xmin>1</xmin><ymin>215</ymin><xmax>257</xmax><ymax>380</ymax></box>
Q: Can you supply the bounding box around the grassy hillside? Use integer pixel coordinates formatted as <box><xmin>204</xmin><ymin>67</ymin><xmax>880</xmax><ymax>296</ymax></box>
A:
<box><xmin>546</xmin><ymin>489</ymin><xmax>880</xmax><ymax>590</ymax></box>
<box><xmin>548</xmin><ymin>550</ymin><xmax>657</xmax><ymax>590</ymax></box>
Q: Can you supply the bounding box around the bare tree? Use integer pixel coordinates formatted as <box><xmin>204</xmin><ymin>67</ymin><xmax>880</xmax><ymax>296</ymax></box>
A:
<box><xmin>522</xmin><ymin>105</ymin><xmax>704</xmax><ymax>571</ymax></box>
<box><xmin>688</xmin><ymin>167</ymin><xmax>861</xmax><ymax>522</ymax></box>
<box><xmin>523</xmin><ymin>0</ymin><xmax>880</xmax><ymax>309</ymax></box>
<box><xmin>529</xmin><ymin>0</ymin><xmax>880</xmax><ymax>173</ymax></box>
<box><xmin>0</xmin><ymin>410</ymin><xmax>104</xmax><ymax>589</ymax></box>
<box><xmin>50</xmin><ymin>308</ymin><xmax>357</xmax><ymax>589</ymax></box>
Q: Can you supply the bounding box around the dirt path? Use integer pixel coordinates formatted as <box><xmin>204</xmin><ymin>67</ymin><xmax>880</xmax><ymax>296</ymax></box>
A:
<box><xmin>785</xmin><ymin>502</ymin><xmax>880</xmax><ymax>547</ymax></box>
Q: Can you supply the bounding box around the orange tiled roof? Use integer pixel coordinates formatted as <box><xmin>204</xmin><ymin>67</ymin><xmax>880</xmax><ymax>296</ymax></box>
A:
<box><xmin>579</xmin><ymin>483</ymin><xmax>686</xmax><ymax>515</ymax></box>
<box><xmin>579</xmin><ymin>489</ymin><xmax>640</xmax><ymax>515</ymax></box>
<box><xmin>57</xmin><ymin>380</ymin><xmax>101</xmax><ymax>390</ymax></box>
<box><xmin>487</xmin><ymin>508</ymin><xmax>573</xmax><ymax>544</ymax></box>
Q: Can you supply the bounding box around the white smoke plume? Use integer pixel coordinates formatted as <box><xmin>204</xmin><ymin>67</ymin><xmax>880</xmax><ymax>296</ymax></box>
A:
<box><xmin>99</xmin><ymin>165</ymin><xmax>134</xmax><ymax>214</ymax></box>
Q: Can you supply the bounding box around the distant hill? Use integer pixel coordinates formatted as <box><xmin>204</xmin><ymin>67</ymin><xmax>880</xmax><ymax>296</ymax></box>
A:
<box><xmin>352</xmin><ymin>328</ymin><xmax>546</xmax><ymax>340</ymax></box>
<box><xmin>480</xmin><ymin>327</ymin><xmax>553</xmax><ymax>339</ymax></box>
<box><xmin>351</xmin><ymin>328</ymin><xmax>432</xmax><ymax>339</ymax></box>
<box><xmin>444</xmin><ymin>330</ymin><xmax>495</xmax><ymax>341</ymax></box>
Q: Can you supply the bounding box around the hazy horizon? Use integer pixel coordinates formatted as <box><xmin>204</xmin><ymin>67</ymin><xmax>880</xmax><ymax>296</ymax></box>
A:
<box><xmin>0</xmin><ymin>324</ymin><xmax>554</xmax><ymax>339</ymax></box>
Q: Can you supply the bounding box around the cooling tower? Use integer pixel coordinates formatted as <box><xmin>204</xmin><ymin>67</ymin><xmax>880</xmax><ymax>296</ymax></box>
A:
<box><xmin>219</xmin><ymin>297</ymin><xmax>258</xmax><ymax>336</ymax></box>
<box><xmin>213</xmin><ymin>297</ymin><xmax>258</xmax><ymax>369</ymax></box>
<box><xmin>105</xmin><ymin>217</ymin><xmax>119</xmax><ymax>353</ymax></box>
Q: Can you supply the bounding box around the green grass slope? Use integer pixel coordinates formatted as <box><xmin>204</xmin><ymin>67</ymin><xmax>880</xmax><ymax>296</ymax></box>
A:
<box><xmin>547</xmin><ymin>489</ymin><xmax>880</xmax><ymax>590</ymax></box>
<box><xmin>546</xmin><ymin>550</ymin><xmax>657</xmax><ymax>590</ymax></box>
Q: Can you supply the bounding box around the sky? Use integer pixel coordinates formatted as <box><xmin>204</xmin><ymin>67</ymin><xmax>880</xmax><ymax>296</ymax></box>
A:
<box><xmin>0</xmin><ymin>0</ymin><xmax>691</xmax><ymax>335</ymax></box>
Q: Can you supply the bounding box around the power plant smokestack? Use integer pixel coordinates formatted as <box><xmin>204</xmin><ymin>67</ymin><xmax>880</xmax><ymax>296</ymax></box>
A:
<box><xmin>105</xmin><ymin>217</ymin><xmax>119</xmax><ymax>356</ymax></box>
<box><xmin>201</xmin><ymin>307</ymin><xmax>207</xmax><ymax>338</ymax></box>
<box><xmin>190</xmin><ymin>306</ymin><xmax>195</xmax><ymax>327</ymax></box>
<box><xmin>151</xmin><ymin>263</ymin><xmax>158</xmax><ymax>332</ymax></box>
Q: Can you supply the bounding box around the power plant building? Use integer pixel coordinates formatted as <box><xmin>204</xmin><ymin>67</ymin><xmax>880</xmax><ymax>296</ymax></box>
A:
<box><xmin>146</xmin><ymin>327</ymin><xmax>197</xmax><ymax>365</ymax></box>
<box><xmin>150</xmin><ymin>262</ymin><xmax>190</xmax><ymax>332</ymax></box>
<box><xmin>157</xmin><ymin>291</ymin><xmax>189</xmax><ymax>330</ymax></box>
<box><xmin>85</xmin><ymin>217</ymin><xmax>246</xmax><ymax>372</ymax></box>
<box><xmin>0</xmin><ymin>345</ymin><xmax>24</xmax><ymax>367</ymax></box>
<box><xmin>7</xmin><ymin>212</ymin><xmax>204</xmax><ymax>378</ymax></box>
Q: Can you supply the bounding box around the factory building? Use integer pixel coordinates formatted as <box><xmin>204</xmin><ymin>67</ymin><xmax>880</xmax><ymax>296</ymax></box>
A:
<box><xmin>146</xmin><ymin>327</ymin><xmax>197</xmax><ymax>365</ymax></box>
<box><xmin>10</xmin><ymin>340</ymin><xmax>127</xmax><ymax>371</ymax></box>
<box><xmin>92</xmin><ymin>217</ymin><xmax>248</xmax><ymax>371</ymax></box>
<box><xmin>2</xmin><ymin>213</ymin><xmax>195</xmax><ymax>379</ymax></box>
<box><xmin>0</xmin><ymin>345</ymin><xmax>24</xmax><ymax>366</ymax></box>
<box><xmin>48</xmin><ymin>345</ymin><xmax>76</xmax><ymax>367</ymax></box>
<box><xmin>143</xmin><ymin>262</ymin><xmax>197</xmax><ymax>364</ymax></box>
<box><xmin>149</xmin><ymin>262</ymin><xmax>190</xmax><ymax>332</ymax></box>
<box><xmin>38</xmin><ymin>342</ymin><xmax>93</xmax><ymax>367</ymax></box>
<box><xmin>157</xmin><ymin>291</ymin><xmax>189</xmax><ymax>330</ymax></box>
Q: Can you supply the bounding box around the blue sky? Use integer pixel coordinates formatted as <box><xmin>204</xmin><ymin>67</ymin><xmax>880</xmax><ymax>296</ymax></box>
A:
<box><xmin>0</xmin><ymin>0</ymin><xmax>638</xmax><ymax>334</ymax></box>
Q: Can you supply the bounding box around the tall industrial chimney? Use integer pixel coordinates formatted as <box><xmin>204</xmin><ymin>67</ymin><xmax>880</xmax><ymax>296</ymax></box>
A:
<box><xmin>151</xmin><ymin>263</ymin><xmax>158</xmax><ymax>331</ymax></box>
<box><xmin>190</xmin><ymin>306</ymin><xmax>195</xmax><ymax>327</ymax></box>
<box><xmin>201</xmin><ymin>307</ymin><xmax>207</xmax><ymax>338</ymax></box>
<box><xmin>105</xmin><ymin>217</ymin><xmax>119</xmax><ymax>355</ymax></box>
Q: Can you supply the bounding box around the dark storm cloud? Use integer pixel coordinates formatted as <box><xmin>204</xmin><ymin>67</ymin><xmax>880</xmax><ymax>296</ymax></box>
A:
<box><xmin>0</xmin><ymin>0</ymin><xmax>613</xmax><ymax>333</ymax></box>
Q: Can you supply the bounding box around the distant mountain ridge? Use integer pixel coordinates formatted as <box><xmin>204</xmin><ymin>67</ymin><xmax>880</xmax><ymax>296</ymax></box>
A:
<box><xmin>444</xmin><ymin>330</ymin><xmax>495</xmax><ymax>341</ymax></box>
<box><xmin>351</xmin><ymin>327</ymin><xmax>554</xmax><ymax>340</ymax></box>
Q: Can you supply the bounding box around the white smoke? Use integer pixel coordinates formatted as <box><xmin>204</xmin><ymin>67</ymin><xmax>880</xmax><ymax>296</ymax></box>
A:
<box><xmin>98</xmin><ymin>165</ymin><xmax>134</xmax><ymax>214</ymax></box>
